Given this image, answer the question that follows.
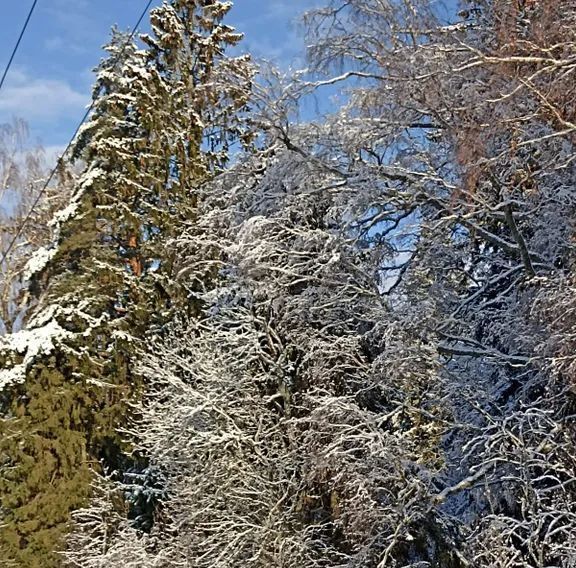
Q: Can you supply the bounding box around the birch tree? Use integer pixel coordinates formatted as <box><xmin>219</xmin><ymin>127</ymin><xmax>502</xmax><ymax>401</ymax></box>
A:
<box><xmin>0</xmin><ymin>118</ymin><xmax>72</xmax><ymax>334</ymax></box>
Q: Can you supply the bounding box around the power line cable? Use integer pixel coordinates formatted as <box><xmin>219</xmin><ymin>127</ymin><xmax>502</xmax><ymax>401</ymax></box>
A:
<box><xmin>0</xmin><ymin>0</ymin><xmax>155</xmax><ymax>270</ymax></box>
<box><xmin>0</xmin><ymin>0</ymin><xmax>39</xmax><ymax>93</ymax></box>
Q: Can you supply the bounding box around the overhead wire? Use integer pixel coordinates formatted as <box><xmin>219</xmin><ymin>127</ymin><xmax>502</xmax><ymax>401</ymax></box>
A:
<box><xmin>0</xmin><ymin>0</ymin><xmax>155</xmax><ymax>270</ymax></box>
<box><xmin>0</xmin><ymin>0</ymin><xmax>38</xmax><ymax>93</ymax></box>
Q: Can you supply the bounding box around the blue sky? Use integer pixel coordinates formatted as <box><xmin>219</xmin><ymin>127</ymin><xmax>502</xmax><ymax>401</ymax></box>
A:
<box><xmin>0</xmin><ymin>0</ymin><xmax>322</xmax><ymax>151</ymax></box>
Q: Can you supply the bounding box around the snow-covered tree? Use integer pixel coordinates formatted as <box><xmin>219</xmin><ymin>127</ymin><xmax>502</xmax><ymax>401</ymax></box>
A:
<box><xmin>65</xmin><ymin>1</ymin><xmax>576</xmax><ymax>566</ymax></box>
<box><xmin>301</xmin><ymin>0</ymin><xmax>576</xmax><ymax>565</ymax></box>
<box><xmin>3</xmin><ymin>0</ymin><xmax>575</xmax><ymax>566</ymax></box>
<box><xmin>0</xmin><ymin>2</ymin><xmax>252</xmax><ymax>566</ymax></box>
<box><xmin>0</xmin><ymin>118</ymin><xmax>73</xmax><ymax>334</ymax></box>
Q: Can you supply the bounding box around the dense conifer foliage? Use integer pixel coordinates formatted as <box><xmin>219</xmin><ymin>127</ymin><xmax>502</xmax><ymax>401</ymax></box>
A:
<box><xmin>1</xmin><ymin>1</ymin><xmax>575</xmax><ymax>566</ymax></box>
<box><xmin>0</xmin><ymin>1</ymin><xmax>251</xmax><ymax>565</ymax></box>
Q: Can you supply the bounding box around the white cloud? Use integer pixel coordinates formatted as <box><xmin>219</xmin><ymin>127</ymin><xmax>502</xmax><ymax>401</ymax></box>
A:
<box><xmin>0</xmin><ymin>69</ymin><xmax>87</xmax><ymax>123</ymax></box>
<box><xmin>44</xmin><ymin>36</ymin><xmax>87</xmax><ymax>55</ymax></box>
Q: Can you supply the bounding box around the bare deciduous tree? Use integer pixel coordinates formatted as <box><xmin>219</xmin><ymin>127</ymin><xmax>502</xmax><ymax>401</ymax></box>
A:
<box><xmin>64</xmin><ymin>1</ymin><xmax>576</xmax><ymax>566</ymax></box>
<box><xmin>0</xmin><ymin>118</ymin><xmax>73</xmax><ymax>334</ymax></box>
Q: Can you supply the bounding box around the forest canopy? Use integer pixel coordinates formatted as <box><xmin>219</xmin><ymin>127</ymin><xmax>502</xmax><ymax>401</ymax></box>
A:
<box><xmin>1</xmin><ymin>1</ymin><xmax>575</xmax><ymax>567</ymax></box>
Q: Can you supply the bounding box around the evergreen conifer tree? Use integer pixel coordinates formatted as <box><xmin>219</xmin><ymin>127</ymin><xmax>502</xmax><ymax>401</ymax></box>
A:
<box><xmin>0</xmin><ymin>2</ymin><xmax>252</xmax><ymax>566</ymax></box>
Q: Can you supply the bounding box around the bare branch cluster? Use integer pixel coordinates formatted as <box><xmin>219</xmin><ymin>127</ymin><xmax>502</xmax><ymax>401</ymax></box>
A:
<box><xmin>64</xmin><ymin>1</ymin><xmax>576</xmax><ymax>566</ymax></box>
